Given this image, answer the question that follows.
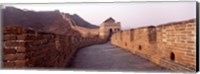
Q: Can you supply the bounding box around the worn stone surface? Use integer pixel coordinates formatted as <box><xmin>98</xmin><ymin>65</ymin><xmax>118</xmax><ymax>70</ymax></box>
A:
<box><xmin>70</xmin><ymin>42</ymin><xmax>169</xmax><ymax>72</ymax></box>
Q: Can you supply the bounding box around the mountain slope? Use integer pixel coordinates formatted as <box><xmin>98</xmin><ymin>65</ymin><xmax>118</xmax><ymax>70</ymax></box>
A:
<box><xmin>2</xmin><ymin>7</ymin><xmax>98</xmax><ymax>35</ymax></box>
<box><xmin>65</xmin><ymin>13</ymin><xmax>98</xmax><ymax>28</ymax></box>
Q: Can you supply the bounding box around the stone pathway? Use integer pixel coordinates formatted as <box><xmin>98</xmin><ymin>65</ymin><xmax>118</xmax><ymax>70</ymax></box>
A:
<box><xmin>69</xmin><ymin>42</ymin><xmax>170</xmax><ymax>72</ymax></box>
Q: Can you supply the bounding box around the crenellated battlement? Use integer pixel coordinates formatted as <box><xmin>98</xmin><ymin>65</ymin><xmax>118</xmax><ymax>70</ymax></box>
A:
<box><xmin>3</xmin><ymin>26</ymin><xmax>107</xmax><ymax>68</ymax></box>
<box><xmin>111</xmin><ymin>19</ymin><xmax>196</xmax><ymax>72</ymax></box>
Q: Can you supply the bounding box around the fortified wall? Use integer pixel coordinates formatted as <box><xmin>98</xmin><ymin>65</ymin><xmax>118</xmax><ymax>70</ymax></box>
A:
<box><xmin>3</xmin><ymin>26</ymin><xmax>106</xmax><ymax>68</ymax></box>
<box><xmin>111</xmin><ymin>19</ymin><xmax>196</xmax><ymax>72</ymax></box>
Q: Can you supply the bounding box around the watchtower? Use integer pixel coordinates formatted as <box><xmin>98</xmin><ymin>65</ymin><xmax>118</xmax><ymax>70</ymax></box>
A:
<box><xmin>99</xmin><ymin>17</ymin><xmax>121</xmax><ymax>39</ymax></box>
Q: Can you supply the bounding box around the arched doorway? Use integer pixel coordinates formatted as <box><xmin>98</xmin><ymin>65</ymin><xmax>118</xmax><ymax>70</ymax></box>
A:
<box><xmin>109</xmin><ymin>28</ymin><xmax>113</xmax><ymax>34</ymax></box>
<box><xmin>108</xmin><ymin>28</ymin><xmax>113</xmax><ymax>41</ymax></box>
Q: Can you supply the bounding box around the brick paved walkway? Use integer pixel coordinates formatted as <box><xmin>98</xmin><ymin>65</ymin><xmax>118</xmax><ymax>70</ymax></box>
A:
<box><xmin>69</xmin><ymin>42</ymin><xmax>169</xmax><ymax>72</ymax></box>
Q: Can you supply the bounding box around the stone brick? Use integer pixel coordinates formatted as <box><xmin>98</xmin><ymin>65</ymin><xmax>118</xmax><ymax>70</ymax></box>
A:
<box><xmin>3</xmin><ymin>61</ymin><xmax>15</xmax><ymax>67</ymax></box>
<box><xmin>15</xmin><ymin>60</ymin><xmax>26</xmax><ymax>67</ymax></box>
<box><xmin>4</xmin><ymin>54</ymin><xmax>16</xmax><ymax>61</ymax></box>
<box><xmin>187</xmin><ymin>41</ymin><xmax>195</xmax><ymax>43</ymax></box>
<box><xmin>4</xmin><ymin>34</ymin><xmax>17</xmax><ymax>40</ymax></box>
<box><xmin>3</xmin><ymin>26</ymin><xmax>26</xmax><ymax>34</ymax></box>
<box><xmin>16</xmin><ymin>47</ymin><xmax>26</xmax><ymax>53</ymax></box>
<box><xmin>3</xmin><ymin>48</ymin><xmax>16</xmax><ymax>54</ymax></box>
<box><xmin>16</xmin><ymin>54</ymin><xmax>26</xmax><ymax>60</ymax></box>
<box><xmin>4</xmin><ymin>41</ymin><xmax>25</xmax><ymax>47</ymax></box>
<box><xmin>17</xmin><ymin>34</ymin><xmax>26</xmax><ymax>40</ymax></box>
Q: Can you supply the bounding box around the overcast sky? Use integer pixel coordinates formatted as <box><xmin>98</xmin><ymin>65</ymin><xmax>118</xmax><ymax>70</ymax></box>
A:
<box><xmin>4</xmin><ymin>2</ymin><xmax>196</xmax><ymax>29</ymax></box>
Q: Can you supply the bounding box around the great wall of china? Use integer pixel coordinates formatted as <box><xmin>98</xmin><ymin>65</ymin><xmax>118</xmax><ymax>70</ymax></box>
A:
<box><xmin>111</xmin><ymin>19</ymin><xmax>196</xmax><ymax>72</ymax></box>
<box><xmin>1</xmin><ymin>7</ymin><xmax>196</xmax><ymax>72</ymax></box>
<box><xmin>3</xmin><ymin>26</ymin><xmax>107</xmax><ymax>68</ymax></box>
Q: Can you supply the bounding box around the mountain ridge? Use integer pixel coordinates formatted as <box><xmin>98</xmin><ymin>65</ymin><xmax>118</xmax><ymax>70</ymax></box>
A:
<box><xmin>3</xmin><ymin>6</ymin><xmax>99</xmax><ymax>35</ymax></box>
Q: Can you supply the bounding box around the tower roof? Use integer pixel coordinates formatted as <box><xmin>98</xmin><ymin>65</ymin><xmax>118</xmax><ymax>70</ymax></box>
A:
<box><xmin>104</xmin><ymin>17</ymin><xmax>115</xmax><ymax>23</ymax></box>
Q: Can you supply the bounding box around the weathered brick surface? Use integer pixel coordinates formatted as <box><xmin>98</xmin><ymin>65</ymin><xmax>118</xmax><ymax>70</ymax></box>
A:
<box><xmin>3</xmin><ymin>26</ymin><xmax>106</xmax><ymax>68</ymax></box>
<box><xmin>111</xmin><ymin>19</ymin><xmax>196</xmax><ymax>72</ymax></box>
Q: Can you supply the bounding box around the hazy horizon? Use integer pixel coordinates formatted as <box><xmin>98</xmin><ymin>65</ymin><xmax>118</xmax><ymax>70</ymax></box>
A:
<box><xmin>4</xmin><ymin>2</ymin><xmax>196</xmax><ymax>29</ymax></box>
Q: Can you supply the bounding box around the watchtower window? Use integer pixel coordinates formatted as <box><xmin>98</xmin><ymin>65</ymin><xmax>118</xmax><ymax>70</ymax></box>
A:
<box><xmin>170</xmin><ymin>52</ymin><xmax>175</xmax><ymax>61</ymax></box>
<box><xmin>109</xmin><ymin>29</ymin><xmax>113</xmax><ymax>34</ymax></box>
<box><xmin>138</xmin><ymin>45</ymin><xmax>142</xmax><ymax>50</ymax></box>
<box><xmin>125</xmin><ymin>42</ymin><xmax>127</xmax><ymax>46</ymax></box>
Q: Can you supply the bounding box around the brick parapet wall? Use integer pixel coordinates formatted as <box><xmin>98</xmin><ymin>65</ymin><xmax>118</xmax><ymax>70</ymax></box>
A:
<box><xmin>111</xmin><ymin>19</ymin><xmax>196</xmax><ymax>72</ymax></box>
<box><xmin>3</xmin><ymin>26</ymin><xmax>106</xmax><ymax>68</ymax></box>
